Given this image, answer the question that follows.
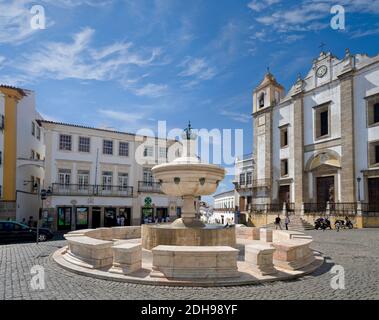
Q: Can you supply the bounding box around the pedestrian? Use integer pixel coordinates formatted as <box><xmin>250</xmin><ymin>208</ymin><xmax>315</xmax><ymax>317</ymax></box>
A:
<box><xmin>116</xmin><ymin>215</ymin><xmax>121</xmax><ymax>226</ymax></box>
<box><xmin>285</xmin><ymin>215</ymin><xmax>290</xmax><ymax>230</ymax></box>
<box><xmin>275</xmin><ymin>215</ymin><xmax>282</xmax><ymax>230</ymax></box>
<box><xmin>120</xmin><ymin>215</ymin><xmax>125</xmax><ymax>226</ymax></box>
<box><xmin>21</xmin><ymin>218</ymin><xmax>26</xmax><ymax>225</ymax></box>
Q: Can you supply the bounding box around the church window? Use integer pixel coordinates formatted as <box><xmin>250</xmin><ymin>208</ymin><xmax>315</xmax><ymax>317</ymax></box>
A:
<box><xmin>281</xmin><ymin>159</ymin><xmax>289</xmax><ymax>177</ymax></box>
<box><xmin>367</xmin><ymin>96</ymin><xmax>379</xmax><ymax>127</ymax></box>
<box><xmin>314</xmin><ymin>103</ymin><xmax>330</xmax><ymax>139</ymax></box>
<box><xmin>280</xmin><ymin>126</ymin><xmax>289</xmax><ymax>148</ymax></box>
<box><xmin>259</xmin><ymin>93</ymin><xmax>265</xmax><ymax>108</ymax></box>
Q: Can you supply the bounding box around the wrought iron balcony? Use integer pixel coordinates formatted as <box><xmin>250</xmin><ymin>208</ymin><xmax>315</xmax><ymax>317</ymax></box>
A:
<box><xmin>51</xmin><ymin>184</ymin><xmax>133</xmax><ymax>197</ymax></box>
<box><xmin>138</xmin><ymin>181</ymin><xmax>162</xmax><ymax>193</ymax></box>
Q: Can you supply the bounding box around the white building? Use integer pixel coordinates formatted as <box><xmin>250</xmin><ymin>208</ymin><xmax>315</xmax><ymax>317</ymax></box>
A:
<box><xmin>40</xmin><ymin>121</ymin><xmax>183</xmax><ymax>231</ymax></box>
<box><xmin>0</xmin><ymin>86</ymin><xmax>45</xmax><ymax>222</ymax></box>
<box><xmin>233</xmin><ymin>153</ymin><xmax>255</xmax><ymax>212</ymax></box>
<box><xmin>212</xmin><ymin>190</ymin><xmax>235</xmax><ymax>224</ymax></box>
<box><xmin>252</xmin><ymin>50</ymin><xmax>379</xmax><ymax>214</ymax></box>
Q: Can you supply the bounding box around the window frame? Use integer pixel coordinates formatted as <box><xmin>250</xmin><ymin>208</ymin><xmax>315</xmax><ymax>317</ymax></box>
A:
<box><xmin>59</xmin><ymin>134</ymin><xmax>72</xmax><ymax>151</ymax></box>
<box><xmin>103</xmin><ymin>140</ymin><xmax>114</xmax><ymax>155</ymax></box>
<box><xmin>281</xmin><ymin>159</ymin><xmax>289</xmax><ymax>177</ymax></box>
<box><xmin>279</xmin><ymin>125</ymin><xmax>289</xmax><ymax>149</ymax></box>
<box><xmin>314</xmin><ymin>103</ymin><xmax>331</xmax><ymax>141</ymax></box>
<box><xmin>366</xmin><ymin>93</ymin><xmax>379</xmax><ymax>128</ymax></box>
<box><xmin>119</xmin><ymin>142</ymin><xmax>129</xmax><ymax>157</ymax></box>
<box><xmin>368</xmin><ymin>140</ymin><xmax>379</xmax><ymax>168</ymax></box>
<box><xmin>78</xmin><ymin>136</ymin><xmax>91</xmax><ymax>153</ymax></box>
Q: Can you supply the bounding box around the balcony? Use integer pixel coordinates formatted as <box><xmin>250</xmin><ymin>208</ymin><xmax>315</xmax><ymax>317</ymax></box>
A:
<box><xmin>138</xmin><ymin>181</ymin><xmax>162</xmax><ymax>193</ymax></box>
<box><xmin>51</xmin><ymin>184</ymin><xmax>133</xmax><ymax>198</ymax></box>
<box><xmin>235</xmin><ymin>179</ymin><xmax>271</xmax><ymax>190</ymax></box>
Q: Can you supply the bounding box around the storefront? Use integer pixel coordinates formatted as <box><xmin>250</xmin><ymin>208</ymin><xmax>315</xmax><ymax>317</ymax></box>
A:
<box><xmin>57</xmin><ymin>207</ymin><xmax>72</xmax><ymax>231</ymax></box>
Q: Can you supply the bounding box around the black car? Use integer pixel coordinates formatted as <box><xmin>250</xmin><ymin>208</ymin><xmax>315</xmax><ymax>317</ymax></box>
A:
<box><xmin>0</xmin><ymin>221</ymin><xmax>54</xmax><ymax>244</ymax></box>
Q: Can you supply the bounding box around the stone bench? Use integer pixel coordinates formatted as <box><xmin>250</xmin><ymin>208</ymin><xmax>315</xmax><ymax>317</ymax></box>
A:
<box><xmin>273</xmin><ymin>230</ymin><xmax>312</xmax><ymax>242</ymax></box>
<box><xmin>109</xmin><ymin>243</ymin><xmax>142</xmax><ymax>275</ymax></box>
<box><xmin>65</xmin><ymin>236</ymin><xmax>113</xmax><ymax>269</ymax></box>
<box><xmin>260</xmin><ymin>228</ymin><xmax>273</xmax><ymax>243</ymax></box>
<box><xmin>151</xmin><ymin>246</ymin><xmax>240</xmax><ymax>280</ymax></box>
<box><xmin>272</xmin><ymin>239</ymin><xmax>315</xmax><ymax>271</ymax></box>
<box><xmin>245</xmin><ymin>244</ymin><xmax>277</xmax><ymax>275</ymax></box>
<box><xmin>236</xmin><ymin>227</ymin><xmax>260</xmax><ymax>240</ymax></box>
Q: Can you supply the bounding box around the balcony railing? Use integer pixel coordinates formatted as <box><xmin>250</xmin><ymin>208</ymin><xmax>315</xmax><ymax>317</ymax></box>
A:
<box><xmin>52</xmin><ymin>184</ymin><xmax>133</xmax><ymax>197</ymax></box>
<box><xmin>330</xmin><ymin>202</ymin><xmax>358</xmax><ymax>216</ymax></box>
<box><xmin>304</xmin><ymin>203</ymin><xmax>327</xmax><ymax>215</ymax></box>
<box><xmin>138</xmin><ymin>181</ymin><xmax>162</xmax><ymax>193</ymax></box>
<box><xmin>236</xmin><ymin>179</ymin><xmax>271</xmax><ymax>190</ymax></box>
<box><xmin>362</xmin><ymin>203</ymin><xmax>379</xmax><ymax>216</ymax></box>
<box><xmin>251</xmin><ymin>204</ymin><xmax>267</xmax><ymax>214</ymax></box>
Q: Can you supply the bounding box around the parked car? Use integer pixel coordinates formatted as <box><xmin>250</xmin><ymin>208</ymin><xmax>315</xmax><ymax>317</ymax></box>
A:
<box><xmin>0</xmin><ymin>221</ymin><xmax>54</xmax><ymax>244</ymax></box>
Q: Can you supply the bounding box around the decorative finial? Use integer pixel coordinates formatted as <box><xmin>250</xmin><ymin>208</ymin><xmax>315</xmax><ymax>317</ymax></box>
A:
<box><xmin>297</xmin><ymin>73</ymin><xmax>302</xmax><ymax>82</ymax></box>
<box><xmin>183</xmin><ymin>121</ymin><xmax>195</xmax><ymax>140</ymax></box>
<box><xmin>345</xmin><ymin>48</ymin><xmax>350</xmax><ymax>57</ymax></box>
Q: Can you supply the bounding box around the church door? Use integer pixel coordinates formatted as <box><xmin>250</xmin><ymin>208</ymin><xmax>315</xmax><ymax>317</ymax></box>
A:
<box><xmin>317</xmin><ymin>176</ymin><xmax>335</xmax><ymax>208</ymax></box>
<box><xmin>368</xmin><ymin>178</ymin><xmax>379</xmax><ymax>212</ymax></box>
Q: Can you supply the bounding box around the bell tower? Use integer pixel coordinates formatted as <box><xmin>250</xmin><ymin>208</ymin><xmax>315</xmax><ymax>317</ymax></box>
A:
<box><xmin>252</xmin><ymin>71</ymin><xmax>284</xmax><ymax>204</ymax></box>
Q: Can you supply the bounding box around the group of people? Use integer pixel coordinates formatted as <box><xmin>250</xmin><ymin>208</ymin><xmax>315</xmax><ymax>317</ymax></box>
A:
<box><xmin>116</xmin><ymin>214</ymin><xmax>128</xmax><ymax>227</ymax></box>
<box><xmin>274</xmin><ymin>215</ymin><xmax>291</xmax><ymax>230</ymax></box>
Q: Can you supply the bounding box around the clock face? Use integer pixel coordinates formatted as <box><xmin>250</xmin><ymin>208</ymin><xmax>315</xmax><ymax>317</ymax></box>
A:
<box><xmin>316</xmin><ymin>65</ymin><xmax>328</xmax><ymax>78</ymax></box>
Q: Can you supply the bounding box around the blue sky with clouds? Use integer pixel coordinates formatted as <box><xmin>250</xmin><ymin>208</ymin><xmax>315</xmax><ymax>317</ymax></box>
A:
<box><xmin>1</xmin><ymin>0</ymin><xmax>379</xmax><ymax>195</ymax></box>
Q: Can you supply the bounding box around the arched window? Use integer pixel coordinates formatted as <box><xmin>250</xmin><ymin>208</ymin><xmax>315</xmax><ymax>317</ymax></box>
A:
<box><xmin>259</xmin><ymin>92</ymin><xmax>265</xmax><ymax>108</ymax></box>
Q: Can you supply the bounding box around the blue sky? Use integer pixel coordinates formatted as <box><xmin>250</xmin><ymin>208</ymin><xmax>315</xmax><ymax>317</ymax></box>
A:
<box><xmin>1</xmin><ymin>0</ymin><xmax>379</xmax><ymax>196</ymax></box>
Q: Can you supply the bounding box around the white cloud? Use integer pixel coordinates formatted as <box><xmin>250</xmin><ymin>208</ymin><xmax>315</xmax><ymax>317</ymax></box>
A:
<box><xmin>14</xmin><ymin>28</ymin><xmax>160</xmax><ymax>82</ymax></box>
<box><xmin>251</xmin><ymin>0</ymin><xmax>379</xmax><ymax>39</ymax></box>
<box><xmin>133</xmin><ymin>83</ymin><xmax>169</xmax><ymax>98</ymax></box>
<box><xmin>98</xmin><ymin>109</ymin><xmax>146</xmax><ymax>123</ymax></box>
<box><xmin>0</xmin><ymin>0</ymin><xmax>37</xmax><ymax>44</ymax></box>
<box><xmin>42</xmin><ymin>0</ymin><xmax>112</xmax><ymax>7</ymax></box>
<box><xmin>247</xmin><ymin>0</ymin><xmax>280</xmax><ymax>12</ymax></box>
<box><xmin>220</xmin><ymin>111</ymin><xmax>251</xmax><ymax>123</ymax></box>
<box><xmin>178</xmin><ymin>57</ymin><xmax>216</xmax><ymax>87</ymax></box>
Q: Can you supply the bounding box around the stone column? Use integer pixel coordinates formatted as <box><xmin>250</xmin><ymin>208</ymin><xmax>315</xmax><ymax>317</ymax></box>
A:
<box><xmin>339</xmin><ymin>73</ymin><xmax>356</xmax><ymax>203</ymax></box>
<box><xmin>292</xmin><ymin>96</ymin><xmax>305</xmax><ymax>212</ymax></box>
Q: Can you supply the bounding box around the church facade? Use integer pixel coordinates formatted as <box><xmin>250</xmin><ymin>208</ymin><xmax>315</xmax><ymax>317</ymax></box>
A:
<box><xmin>252</xmin><ymin>50</ymin><xmax>379</xmax><ymax>214</ymax></box>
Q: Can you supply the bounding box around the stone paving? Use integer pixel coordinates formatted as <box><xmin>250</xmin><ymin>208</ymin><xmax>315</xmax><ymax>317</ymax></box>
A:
<box><xmin>0</xmin><ymin>229</ymin><xmax>378</xmax><ymax>300</ymax></box>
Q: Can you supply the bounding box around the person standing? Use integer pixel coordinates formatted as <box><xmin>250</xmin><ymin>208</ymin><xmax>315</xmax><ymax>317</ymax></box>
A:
<box><xmin>120</xmin><ymin>215</ymin><xmax>125</xmax><ymax>227</ymax></box>
<box><xmin>116</xmin><ymin>215</ymin><xmax>121</xmax><ymax>226</ymax></box>
<box><xmin>285</xmin><ymin>215</ymin><xmax>290</xmax><ymax>230</ymax></box>
<box><xmin>275</xmin><ymin>215</ymin><xmax>282</xmax><ymax>230</ymax></box>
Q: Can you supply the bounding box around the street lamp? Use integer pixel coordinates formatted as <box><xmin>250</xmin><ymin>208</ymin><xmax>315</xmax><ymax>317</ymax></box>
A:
<box><xmin>37</xmin><ymin>187</ymin><xmax>52</xmax><ymax>244</ymax></box>
<box><xmin>357</xmin><ymin>177</ymin><xmax>362</xmax><ymax>202</ymax></box>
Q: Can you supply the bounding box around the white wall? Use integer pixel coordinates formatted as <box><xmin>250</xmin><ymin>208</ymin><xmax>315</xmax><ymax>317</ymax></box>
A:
<box><xmin>354</xmin><ymin>62</ymin><xmax>379</xmax><ymax>201</ymax></box>
<box><xmin>15</xmin><ymin>92</ymin><xmax>45</xmax><ymax>221</ymax></box>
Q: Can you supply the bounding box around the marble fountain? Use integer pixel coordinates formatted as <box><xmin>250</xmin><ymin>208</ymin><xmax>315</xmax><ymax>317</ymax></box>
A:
<box><xmin>53</xmin><ymin>123</ymin><xmax>324</xmax><ymax>286</ymax></box>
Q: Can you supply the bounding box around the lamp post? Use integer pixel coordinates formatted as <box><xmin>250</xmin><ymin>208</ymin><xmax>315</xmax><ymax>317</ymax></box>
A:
<box><xmin>357</xmin><ymin>177</ymin><xmax>362</xmax><ymax>203</ymax></box>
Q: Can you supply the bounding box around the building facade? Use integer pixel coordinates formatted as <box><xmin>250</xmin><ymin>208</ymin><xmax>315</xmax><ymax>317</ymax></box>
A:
<box><xmin>40</xmin><ymin>121</ymin><xmax>183</xmax><ymax>231</ymax></box>
<box><xmin>252</xmin><ymin>50</ymin><xmax>379</xmax><ymax>214</ymax></box>
<box><xmin>233</xmin><ymin>153</ymin><xmax>255</xmax><ymax>212</ymax></box>
<box><xmin>0</xmin><ymin>86</ymin><xmax>45</xmax><ymax>222</ymax></box>
<box><xmin>212</xmin><ymin>190</ymin><xmax>235</xmax><ymax>224</ymax></box>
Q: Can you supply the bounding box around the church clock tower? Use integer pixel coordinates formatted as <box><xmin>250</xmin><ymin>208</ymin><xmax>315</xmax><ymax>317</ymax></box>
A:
<box><xmin>252</xmin><ymin>71</ymin><xmax>284</xmax><ymax>204</ymax></box>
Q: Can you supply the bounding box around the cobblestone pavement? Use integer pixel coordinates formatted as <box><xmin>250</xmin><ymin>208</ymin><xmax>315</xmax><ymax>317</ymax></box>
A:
<box><xmin>0</xmin><ymin>229</ymin><xmax>378</xmax><ymax>300</ymax></box>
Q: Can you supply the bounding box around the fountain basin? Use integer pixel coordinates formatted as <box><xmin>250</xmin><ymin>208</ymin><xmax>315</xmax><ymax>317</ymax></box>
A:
<box><xmin>142</xmin><ymin>224</ymin><xmax>236</xmax><ymax>250</ymax></box>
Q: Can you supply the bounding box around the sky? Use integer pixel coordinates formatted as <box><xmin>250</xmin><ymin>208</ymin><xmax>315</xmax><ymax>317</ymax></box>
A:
<box><xmin>1</xmin><ymin>0</ymin><xmax>379</xmax><ymax>197</ymax></box>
